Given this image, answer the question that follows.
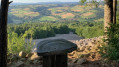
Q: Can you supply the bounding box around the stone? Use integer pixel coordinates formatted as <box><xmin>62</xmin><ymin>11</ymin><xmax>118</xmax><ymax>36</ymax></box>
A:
<box><xmin>85</xmin><ymin>46</ymin><xmax>91</xmax><ymax>50</ymax></box>
<box><xmin>37</xmin><ymin>65</ymin><xmax>43</xmax><ymax>67</ymax></box>
<box><xmin>30</xmin><ymin>52</ymin><xmax>40</xmax><ymax>60</ymax></box>
<box><xmin>88</xmin><ymin>42</ymin><xmax>94</xmax><ymax>46</ymax></box>
<box><xmin>80</xmin><ymin>46</ymin><xmax>86</xmax><ymax>51</ymax></box>
<box><xmin>68</xmin><ymin>63</ymin><xmax>74</xmax><ymax>67</ymax></box>
<box><xmin>19</xmin><ymin>51</ymin><xmax>26</xmax><ymax>58</ymax></box>
<box><xmin>26</xmin><ymin>53</ymin><xmax>33</xmax><ymax>58</ymax></box>
<box><xmin>77</xmin><ymin>58</ymin><xmax>87</xmax><ymax>65</ymax></box>
<box><xmin>20</xmin><ymin>58</ymin><xmax>26</xmax><ymax>61</ymax></box>
<box><xmin>75</xmin><ymin>65</ymin><xmax>85</xmax><ymax>67</ymax></box>
<box><xmin>33</xmin><ymin>60</ymin><xmax>39</xmax><ymax>64</ymax></box>
<box><xmin>78</xmin><ymin>54</ymin><xmax>89</xmax><ymax>58</ymax></box>
<box><xmin>32</xmin><ymin>48</ymin><xmax>37</xmax><ymax>52</ymax></box>
<box><xmin>16</xmin><ymin>61</ymin><xmax>24</xmax><ymax>67</ymax></box>
<box><xmin>25</xmin><ymin>59</ymin><xmax>33</xmax><ymax>65</ymax></box>
<box><xmin>81</xmin><ymin>54</ymin><xmax>90</xmax><ymax>58</ymax></box>
<box><xmin>72</xmin><ymin>59</ymin><xmax>78</xmax><ymax>63</ymax></box>
<box><xmin>68</xmin><ymin>51</ymin><xmax>79</xmax><ymax>59</ymax></box>
<box><xmin>68</xmin><ymin>51</ymin><xmax>75</xmax><ymax>56</ymax></box>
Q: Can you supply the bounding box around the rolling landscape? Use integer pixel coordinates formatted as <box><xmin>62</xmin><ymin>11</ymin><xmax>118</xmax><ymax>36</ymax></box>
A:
<box><xmin>8</xmin><ymin>2</ymin><xmax>104</xmax><ymax>23</ymax></box>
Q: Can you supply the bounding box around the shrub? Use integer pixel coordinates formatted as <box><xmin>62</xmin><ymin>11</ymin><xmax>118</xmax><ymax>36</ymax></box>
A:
<box><xmin>8</xmin><ymin>32</ymin><xmax>34</xmax><ymax>54</ymax></box>
<box><xmin>99</xmin><ymin>24</ymin><xmax>119</xmax><ymax>60</ymax></box>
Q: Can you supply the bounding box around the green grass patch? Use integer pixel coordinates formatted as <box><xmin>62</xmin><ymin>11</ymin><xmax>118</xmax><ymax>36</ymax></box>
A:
<box><xmin>40</xmin><ymin>16</ymin><xmax>57</xmax><ymax>21</ymax></box>
<box><xmin>10</xmin><ymin>8</ymin><xmax>40</xmax><ymax>17</ymax></box>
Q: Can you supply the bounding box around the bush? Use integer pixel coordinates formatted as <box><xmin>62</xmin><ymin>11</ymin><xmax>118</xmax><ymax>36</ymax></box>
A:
<box><xmin>58</xmin><ymin>25</ymin><xmax>70</xmax><ymax>34</ymax></box>
<box><xmin>100</xmin><ymin>24</ymin><xmax>119</xmax><ymax>60</ymax></box>
<box><xmin>75</xmin><ymin>26</ymin><xmax>103</xmax><ymax>38</ymax></box>
<box><xmin>45</xmin><ymin>26</ymin><xmax>55</xmax><ymax>37</ymax></box>
<box><xmin>8</xmin><ymin>32</ymin><xmax>34</xmax><ymax>54</ymax></box>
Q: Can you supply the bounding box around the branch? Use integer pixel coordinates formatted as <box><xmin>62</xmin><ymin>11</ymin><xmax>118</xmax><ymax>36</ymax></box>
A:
<box><xmin>8</xmin><ymin>1</ymin><xmax>13</xmax><ymax>4</ymax></box>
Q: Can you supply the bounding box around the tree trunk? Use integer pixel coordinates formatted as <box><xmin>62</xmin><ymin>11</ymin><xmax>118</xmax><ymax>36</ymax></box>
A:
<box><xmin>104</xmin><ymin>0</ymin><xmax>113</xmax><ymax>31</ymax></box>
<box><xmin>113</xmin><ymin>0</ymin><xmax>117</xmax><ymax>24</ymax></box>
<box><xmin>0</xmin><ymin>0</ymin><xmax>9</xmax><ymax>67</ymax></box>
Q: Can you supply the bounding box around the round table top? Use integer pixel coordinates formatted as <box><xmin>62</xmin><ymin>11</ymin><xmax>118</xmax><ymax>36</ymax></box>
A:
<box><xmin>37</xmin><ymin>39</ymin><xmax>77</xmax><ymax>56</ymax></box>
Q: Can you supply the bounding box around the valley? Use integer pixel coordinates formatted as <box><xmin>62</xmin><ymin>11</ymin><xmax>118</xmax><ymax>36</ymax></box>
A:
<box><xmin>8</xmin><ymin>2</ymin><xmax>104</xmax><ymax>23</ymax></box>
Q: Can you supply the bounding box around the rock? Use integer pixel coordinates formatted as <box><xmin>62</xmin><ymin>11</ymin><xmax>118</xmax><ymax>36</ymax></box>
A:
<box><xmin>33</xmin><ymin>48</ymin><xmax>37</xmax><ymax>52</ymax></box>
<box><xmin>79</xmin><ymin>54</ymin><xmax>90</xmax><ymax>58</ymax></box>
<box><xmin>19</xmin><ymin>51</ymin><xmax>26</xmax><ymax>58</ymax></box>
<box><xmin>75</xmin><ymin>65</ymin><xmax>85</xmax><ymax>67</ymax></box>
<box><xmin>85</xmin><ymin>46</ymin><xmax>91</xmax><ymax>51</ymax></box>
<box><xmin>33</xmin><ymin>60</ymin><xmax>39</xmax><ymax>64</ymax></box>
<box><xmin>77</xmin><ymin>58</ymin><xmax>87</xmax><ymax>65</ymax></box>
<box><xmin>16</xmin><ymin>61</ymin><xmax>24</xmax><ymax>67</ymax></box>
<box><xmin>80</xmin><ymin>46</ymin><xmax>86</xmax><ymax>51</ymax></box>
<box><xmin>68</xmin><ymin>63</ymin><xmax>74</xmax><ymax>67</ymax></box>
<box><xmin>68</xmin><ymin>51</ymin><xmax>79</xmax><ymax>58</ymax></box>
<box><xmin>76</xmin><ymin>48</ymin><xmax>81</xmax><ymax>52</ymax></box>
<box><xmin>68</xmin><ymin>51</ymin><xmax>75</xmax><ymax>56</ymax></box>
<box><xmin>25</xmin><ymin>59</ymin><xmax>33</xmax><ymax>65</ymax></box>
<box><xmin>83</xmin><ymin>42</ymin><xmax>88</xmax><ymax>45</ymax></box>
<box><xmin>20</xmin><ymin>58</ymin><xmax>26</xmax><ymax>61</ymax></box>
<box><xmin>72</xmin><ymin>59</ymin><xmax>78</xmax><ymax>63</ymax></box>
<box><xmin>30</xmin><ymin>52</ymin><xmax>40</xmax><ymax>60</ymax></box>
<box><xmin>88</xmin><ymin>42</ymin><xmax>94</xmax><ymax>46</ymax></box>
<box><xmin>26</xmin><ymin>53</ymin><xmax>33</xmax><ymax>58</ymax></box>
<box><xmin>37</xmin><ymin>65</ymin><xmax>43</xmax><ymax>67</ymax></box>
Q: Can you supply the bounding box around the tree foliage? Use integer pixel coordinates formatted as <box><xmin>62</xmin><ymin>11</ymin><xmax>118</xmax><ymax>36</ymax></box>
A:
<box><xmin>100</xmin><ymin>23</ymin><xmax>119</xmax><ymax>60</ymax></box>
<box><xmin>8</xmin><ymin>22</ymin><xmax>104</xmax><ymax>39</ymax></box>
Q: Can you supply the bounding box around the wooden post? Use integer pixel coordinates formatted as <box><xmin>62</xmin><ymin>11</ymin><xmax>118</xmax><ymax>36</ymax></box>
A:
<box><xmin>56</xmin><ymin>54</ymin><xmax>67</xmax><ymax>67</ymax></box>
<box><xmin>43</xmin><ymin>54</ymin><xmax>67</xmax><ymax>67</ymax></box>
<box><xmin>43</xmin><ymin>56</ymin><xmax>52</xmax><ymax>67</ymax></box>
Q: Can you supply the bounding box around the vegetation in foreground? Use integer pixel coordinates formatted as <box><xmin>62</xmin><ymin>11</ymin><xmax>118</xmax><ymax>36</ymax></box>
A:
<box><xmin>100</xmin><ymin>24</ymin><xmax>119</xmax><ymax>60</ymax></box>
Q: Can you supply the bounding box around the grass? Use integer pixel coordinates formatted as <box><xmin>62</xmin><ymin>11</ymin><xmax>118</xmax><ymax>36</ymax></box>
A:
<box><xmin>40</xmin><ymin>16</ymin><xmax>57</xmax><ymax>21</ymax></box>
<box><xmin>81</xmin><ymin>12</ymin><xmax>96</xmax><ymax>19</ymax></box>
<box><xmin>61</xmin><ymin>13</ymin><xmax>75</xmax><ymax>19</ymax></box>
<box><xmin>94</xmin><ymin>18</ymin><xmax>104</xmax><ymax>22</ymax></box>
<box><xmin>10</xmin><ymin>8</ymin><xmax>40</xmax><ymax>17</ymax></box>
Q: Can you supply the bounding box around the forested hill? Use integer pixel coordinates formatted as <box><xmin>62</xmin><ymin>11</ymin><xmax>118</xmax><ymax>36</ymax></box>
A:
<box><xmin>8</xmin><ymin>2</ymin><xmax>104</xmax><ymax>23</ymax></box>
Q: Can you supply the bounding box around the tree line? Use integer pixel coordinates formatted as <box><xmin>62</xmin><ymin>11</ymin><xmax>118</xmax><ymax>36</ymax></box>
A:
<box><xmin>8</xmin><ymin>22</ymin><xmax>104</xmax><ymax>39</ymax></box>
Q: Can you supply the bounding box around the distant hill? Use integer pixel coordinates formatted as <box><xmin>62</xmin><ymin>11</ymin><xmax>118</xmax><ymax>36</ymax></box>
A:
<box><xmin>8</xmin><ymin>2</ymin><xmax>104</xmax><ymax>23</ymax></box>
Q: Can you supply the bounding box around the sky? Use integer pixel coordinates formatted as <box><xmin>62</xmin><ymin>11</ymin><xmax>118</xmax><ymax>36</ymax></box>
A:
<box><xmin>0</xmin><ymin>0</ymin><xmax>103</xmax><ymax>3</ymax></box>
<box><xmin>9</xmin><ymin>0</ymin><xmax>80</xmax><ymax>3</ymax></box>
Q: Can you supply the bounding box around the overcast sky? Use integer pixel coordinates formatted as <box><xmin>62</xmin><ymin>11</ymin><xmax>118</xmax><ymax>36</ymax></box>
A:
<box><xmin>0</xmin><ymin>0</ymin><xmax>103</xmax><ymax>3</ymax></box>
<box><xmin>8</xmin><ymin>0</ymin><xmax>103</xmax><ymax>3</ymax></box>
<box><xmin>9</xmin><ymin>0</ymin><xmax>80</xmax><ymax>3</ymax></box>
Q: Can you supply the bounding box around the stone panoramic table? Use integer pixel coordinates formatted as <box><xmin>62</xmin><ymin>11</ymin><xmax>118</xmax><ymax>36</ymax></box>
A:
<box><xmin>37</xmin><ymin>39</ymin><xmax>77</xmax><ymax>67</ymax></box>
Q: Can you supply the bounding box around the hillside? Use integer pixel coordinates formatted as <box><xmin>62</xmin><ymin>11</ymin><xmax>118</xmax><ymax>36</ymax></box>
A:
<box><xmin>8</xmin><ymin>2</ymin><xmax>104</xmax><ymax>23</ymax></box>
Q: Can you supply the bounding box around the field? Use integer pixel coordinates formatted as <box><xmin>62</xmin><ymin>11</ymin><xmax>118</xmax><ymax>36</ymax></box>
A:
<box><xmin>10</xmin><ymin>8</ymin><xmax>39</xmax><ymax>17</ymax></box>
<box><xmin>8</xmin><ymin>2</ymin><xmax>104</xmax><ymax>23</ymax></box>
<box><xmin>40</xmin><ymin>16</ymin><xmax>57</xmax><ymax>21</ymax></box>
